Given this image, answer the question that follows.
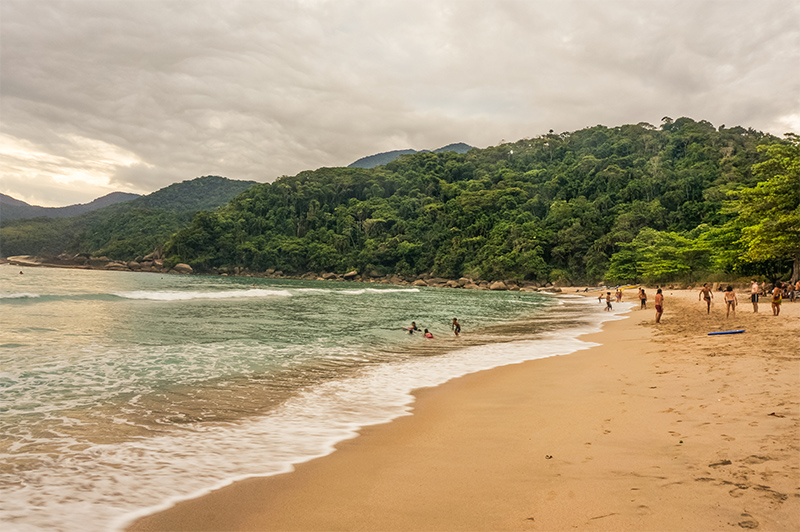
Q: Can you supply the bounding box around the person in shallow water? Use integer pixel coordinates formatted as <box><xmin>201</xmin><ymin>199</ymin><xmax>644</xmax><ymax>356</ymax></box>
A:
<box><xmin>407</xmin><ymin>321</ymin><xmax>420</xmax><ymax>334</ymax></box>
<box><xmin>451</xmin><ymin>318</ymin><xmax>461</xmax><ymax>336</ymax></box>
<box><xmin>424</xmin><ymin>329</ymin><xmax>434</xmax><ymax>339</ymax></box>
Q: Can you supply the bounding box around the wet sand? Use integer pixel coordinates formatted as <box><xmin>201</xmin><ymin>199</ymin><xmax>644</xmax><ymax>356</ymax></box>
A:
<box><xmin>127</xmin><ymin>289</ymin><xmax>799</xmax><ymax>531</ymax></box>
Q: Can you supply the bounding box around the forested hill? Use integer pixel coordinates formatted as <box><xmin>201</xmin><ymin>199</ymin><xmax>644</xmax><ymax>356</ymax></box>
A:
<box><xmin>165</xmin><ymin>118</ymin><xmax>799</xmax><ymax>284</ymax></box>
<box><xmin>348</xmin><ymin>142</ymin><xmax>474</xmax><ymax>168</ymax></box>
<box><xmin>0</xmin><ymin>191</ymin><xmax>140</xmax><ymax>221</ymax></box>
<box><xmin>0</xmin><ymin>176</ymin><xmax>258</xmax><ymax>260</ymax></box>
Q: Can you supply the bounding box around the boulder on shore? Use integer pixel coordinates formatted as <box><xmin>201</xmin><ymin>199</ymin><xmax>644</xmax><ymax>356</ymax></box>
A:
<box><xmin>489</xmin><ymin>281</ymin><xmax>508</xmax><ymax>291</ymax></box>
<box><xmin>343</xmin><ymin>270</ymin><xmax>358</xmax><ymax>280</ymax></box>
<box><xmin>172</xmin><ymin>263</ymin><xmax>193</xmax><ymax>274</ymax></box>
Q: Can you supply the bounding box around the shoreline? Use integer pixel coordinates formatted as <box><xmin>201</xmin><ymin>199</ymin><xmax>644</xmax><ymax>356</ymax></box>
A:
<box><xmin>126</xmin><ymin>290</ymin><xmax>799</xmax><ymax>531</ymax></box>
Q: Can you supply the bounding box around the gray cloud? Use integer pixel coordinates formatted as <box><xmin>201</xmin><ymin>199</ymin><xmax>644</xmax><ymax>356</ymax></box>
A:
<box><xmin>1</xmin><ymin>0</ymin><xmax>798</xmax><ymax>206</ymax></box>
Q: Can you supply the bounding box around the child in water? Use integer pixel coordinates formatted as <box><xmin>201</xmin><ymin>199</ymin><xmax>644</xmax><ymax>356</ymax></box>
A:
<box><xmin>423</xmin><ymin>329</ymin><xmax>434</xmax><ymax>339</ymax></box>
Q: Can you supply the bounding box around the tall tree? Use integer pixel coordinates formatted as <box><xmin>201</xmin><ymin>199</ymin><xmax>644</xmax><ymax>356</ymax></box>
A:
<box><xmin>727</xmin><ymin>134</ymin><xmax>800</xmax><ymax>281</ymax></box>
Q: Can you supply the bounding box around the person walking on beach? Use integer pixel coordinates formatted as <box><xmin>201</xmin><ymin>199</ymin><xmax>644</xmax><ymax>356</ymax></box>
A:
<box><xmin>772</xmin><ymin>282</ymin><xmax>783</xmax><ymax>316</ymax></box>
<box><xmin>750</xmin><ymin>280</ymin><xmax>759</xmax><ymax>312</ymax></box>
<box><xmin>724</xmin><ymin>286</ymin><xmax>737</xmax><ymax>318</ymax></box>
<box><xmin>605</xmin><ymin>292</ymin><xmax>613</xmax><ymax>311</ymax></box>
<box><xmin>699</xmin><ymin>283</ymin><xmax>713</xmax><ymax>314</ymax></box>
<box><xmin>451</xmin><ymin>318</ymin><xmax>461</xmax><ymax>336</ymax></box>
<box><xmin>654</xmin><ymin>288</ymin><xmax>664</xmax><ymax>323</ymax></box>
<box><xmin>638</xmin><ymin>288</ymin><xmax>647</xmax><ymax>309</ymax></box>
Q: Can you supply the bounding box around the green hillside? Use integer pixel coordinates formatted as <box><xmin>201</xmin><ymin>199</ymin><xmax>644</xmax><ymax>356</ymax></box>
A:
<box><xmin>165</xmin><ymin>119</ymin><xmax>799</xmax><ymax>284</ymax></box>
<box><xmin>0</xmin><ymin>176</ymin><xmax>258</xmax><ymax>260</ymax></box>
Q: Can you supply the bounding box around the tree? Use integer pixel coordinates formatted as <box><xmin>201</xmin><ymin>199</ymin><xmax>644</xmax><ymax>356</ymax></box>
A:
<box><xmin>727</xmin><ymin>134</ymin><xmax>800</xmax><ymax>282</ymax></box>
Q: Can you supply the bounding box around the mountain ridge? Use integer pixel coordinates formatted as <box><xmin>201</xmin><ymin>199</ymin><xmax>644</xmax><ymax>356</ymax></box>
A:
<box><xmin>348</xmin><ymin>142</ymin><xmax>474</xmax><ymax>168</ymax></box>
<box><xmin>0</xmin><ymin>191</ymin><xmax>140</xmax><ymax>221</ymax></box>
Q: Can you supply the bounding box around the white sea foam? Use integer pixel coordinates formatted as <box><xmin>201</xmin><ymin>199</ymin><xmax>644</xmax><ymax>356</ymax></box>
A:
<box><xmin>0</xmin><ymin>292</ymin><xmax>40</xmax><ymax>299</ymax></box>
<box><xmin>114</xmin><ymin>289</ymin><xmax>292</xmax><ymax>301</ymax></box>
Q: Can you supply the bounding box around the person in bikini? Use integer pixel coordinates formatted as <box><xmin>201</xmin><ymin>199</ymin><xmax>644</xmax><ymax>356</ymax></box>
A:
<box><xmin>723</xmin><ymin>285</ymin><xmax>737</xmax><ymax>318</ymax></box>
<box><xmin>654</xmin><ymin>288</ymin><xmax>664</xmax><ymax>323</ymax></box>
<box><xmin>699</xmin><ymin>283</ymin><xmax>713</xmax><ymax>314</ymax></box>
<box><xmin>772</xmin><ymin>282</ymin><xmax>783</xmax><ymax>316</ymax></box>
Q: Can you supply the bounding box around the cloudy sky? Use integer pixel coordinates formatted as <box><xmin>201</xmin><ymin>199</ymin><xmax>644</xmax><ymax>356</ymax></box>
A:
<box><xmin>1</xmin><ymin>0</ymin><xmax>798</xmax><ymax>207</ymax></box>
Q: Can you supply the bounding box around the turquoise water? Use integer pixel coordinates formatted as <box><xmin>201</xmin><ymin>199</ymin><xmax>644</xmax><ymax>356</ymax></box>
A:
<box><xmin>0</xmin><ymin>264</ymin><xmax>626</xmax><ymax>531</ymax></box>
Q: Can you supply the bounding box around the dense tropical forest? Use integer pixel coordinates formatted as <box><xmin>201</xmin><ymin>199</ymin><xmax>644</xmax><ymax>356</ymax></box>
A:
<box><xmin>164</xmin><ymin>118</ymin><xmax>799</xmax><ymax>285</ymax></box>
<box><xmin>0</xmin><ymin>176</ymin><xmax>257</xmax><ymax>260</ymax></box>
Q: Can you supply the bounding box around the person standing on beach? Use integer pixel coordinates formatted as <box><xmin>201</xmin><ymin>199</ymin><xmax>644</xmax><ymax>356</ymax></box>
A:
<box><xmin>723</xmin><ymin>286</ymin><xmax>737</xmax><ymax>318</ymax></box>
<box><xmin>451</xmin><ymin>318</ymin><xmax>461</xmax><ymax>336</ymax></box>
<box><xmin>750</xmin><ymin>280</ymin><xmax>759</xmax><ymax>312</ymax></box>
<box><xmin>772</xmin><ymin>282</ymin><xmax>783</xmax><ymax>316</ymax></box>
<box><xmin>638</xmin><ymin>288</ymin><xmax>647</xmax><ymax>309</ymax></box>
<box><xmin>698</xmin><ymin>283</ymin><xmax>713</xmax><ymax>314</ymax></box>
<box><xmin>605</xmin><ymin>292</ymin><xmax>613</xmax><ymax>311</ymax></box>
<box><xmin>615</xmin><ymin>288</ymin><xmax>622</xmax><ymax>303</ymax></box>
<box><xmin>654</xmin><ymin>288</ymin><xmax>664</xmax><ymax>323</ymax></box>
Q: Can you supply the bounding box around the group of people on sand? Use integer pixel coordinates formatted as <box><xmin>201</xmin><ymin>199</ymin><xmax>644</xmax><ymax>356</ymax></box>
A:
<box><xmin>406</xmin><ymin>318</ymin><xmax>461</xmax><ymax>339</ymax></box>
<box><xmin>698</xmin><ymin>280</ymin><xmax>796</xmax><ymax>317</ymax></box>
<box><xmin>601</xmin><ymin>286</ymin><xmax>664</xmax><ymax>323</ymax></box>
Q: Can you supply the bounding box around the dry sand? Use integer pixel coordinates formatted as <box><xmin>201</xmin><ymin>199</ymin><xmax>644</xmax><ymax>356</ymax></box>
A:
<box><xmin>127</xmin><ymin>289</ymin><xmax>799</xmax><ymax>532</ymax></box>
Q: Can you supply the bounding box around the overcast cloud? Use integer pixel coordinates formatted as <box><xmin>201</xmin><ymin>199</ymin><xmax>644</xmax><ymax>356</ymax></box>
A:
<box><xmin>1</xmin><ymin>0</ymin><xmax>798</xmax><ymax>206</ymax></box>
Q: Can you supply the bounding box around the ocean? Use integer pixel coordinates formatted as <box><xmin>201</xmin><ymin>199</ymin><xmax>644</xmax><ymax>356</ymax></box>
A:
<box><xmin>0</xmin><ymin>264</ymin><xmax>628</xmax><ymax>531</ymax></box>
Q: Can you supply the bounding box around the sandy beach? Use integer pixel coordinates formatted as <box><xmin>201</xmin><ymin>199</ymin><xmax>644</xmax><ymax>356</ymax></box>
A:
<box><xmin>127</xmin><ymin>288</ymin><xmax>799</xmax><ymax>532</ymax></box>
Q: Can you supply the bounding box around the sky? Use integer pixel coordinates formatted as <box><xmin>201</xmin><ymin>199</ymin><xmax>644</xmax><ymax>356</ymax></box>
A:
<box><xmin>1</xmin><ymin>0</ymin><xmax>798</xmax><ymax>207</ymax></box>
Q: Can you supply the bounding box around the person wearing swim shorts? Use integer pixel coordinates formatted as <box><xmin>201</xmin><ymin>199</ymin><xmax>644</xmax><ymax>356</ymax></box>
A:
<box><xmin>750</xmin><ymin>280</ymin><xmax>759</xmax><ymax>312</ymax></box>
<box><xmin>605</xmin><ymin>292</ymin><xmax>613</xmax><ymax>311</ymax></box>
<box><xmin>699</xmin><ymin>283</ymin><xmax>713</xmax><ymax>314</ymax></box>
<box><xmin>772</xmin><ymin>282</ymin><xmax>783</xmax><ymax>316</ymax></box>
<box><xmin>654</xmin><ymin>288</ymin><xmax>663</xmax><ymax>323</ymax></box>
<box><xmin>724</xmin><ymin>285</ymin><xmax>737</xmax><ymax>318</ymax></box>
<box><xmin>639</xmin><ymin>288</ymin><xmax>647</xmax><ymax>309</ymax></box>
<box><xmin>451</xmin><ymin>318</ymin><xmax>461</xmax><ymax>336</ymax></box>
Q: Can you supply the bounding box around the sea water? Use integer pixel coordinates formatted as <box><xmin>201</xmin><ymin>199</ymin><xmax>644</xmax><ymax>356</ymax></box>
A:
<box><xmin>0</xmin><ymin>264</ymin><xmax>630</xmax><ymax>531</ymax></box>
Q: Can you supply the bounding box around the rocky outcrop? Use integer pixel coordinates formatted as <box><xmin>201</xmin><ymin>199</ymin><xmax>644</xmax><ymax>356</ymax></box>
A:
<box><xmin>171</xmin><ymin>263</ymin><xmax>193</xmax><ymax>274</ymax></box>
<box><xmin>8</xmin><ymin>251</ymin><xmax>555</xmax><ymax>293</ymax></box>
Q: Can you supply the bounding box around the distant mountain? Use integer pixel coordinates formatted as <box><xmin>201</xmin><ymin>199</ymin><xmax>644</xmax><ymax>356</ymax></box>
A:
<box><xmin>0</xmin><ymin>175</ymin><xmax>258</xmax><ymax>260</ymax></box>
<box><xmin>348</xmin><ymin>142</ymin><xmax>474</xmax><ymax>169</ymax></box>
<box><xmin>0</xmin><ymin>191</ymin><xmax>140</xmax><ymax>221</ymax></box>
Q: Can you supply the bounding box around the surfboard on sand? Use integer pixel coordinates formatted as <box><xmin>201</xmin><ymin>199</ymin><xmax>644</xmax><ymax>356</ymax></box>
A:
<box><xmin>708</xmin><ymin>329</ymin><xmax>745</xmax><ymax>336</ymax></box>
